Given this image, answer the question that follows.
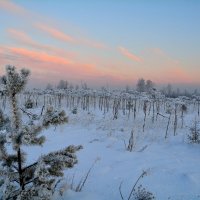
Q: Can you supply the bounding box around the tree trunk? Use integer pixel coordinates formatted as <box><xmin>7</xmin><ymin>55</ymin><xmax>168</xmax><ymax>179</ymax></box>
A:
<box><xmin>18</xmin><ymin>148</ymin><xmax>24</xmax><ymax>190</ymax></box>
<box><xmin>11</xmin><ymin>94</ymin><xmax>24</xmax><ymax>190</ymax></box>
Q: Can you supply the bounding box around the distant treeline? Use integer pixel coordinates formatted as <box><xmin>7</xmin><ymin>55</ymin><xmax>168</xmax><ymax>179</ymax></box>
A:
<box><xmin>45</xmin><ymin>78</ymin><xmax>199</xmax><ymax>98</ymax></box>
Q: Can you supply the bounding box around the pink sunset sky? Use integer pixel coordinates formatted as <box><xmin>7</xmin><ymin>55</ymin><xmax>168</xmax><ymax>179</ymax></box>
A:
<box><xmin>0</xmin><ymin>0</ymin><xmax>200</xmax><ymax>88</ymax></box>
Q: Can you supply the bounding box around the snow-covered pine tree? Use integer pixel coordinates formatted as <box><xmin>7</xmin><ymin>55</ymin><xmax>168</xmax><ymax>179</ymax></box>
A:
<box><xmin>0</xmin><ymin>66</ymin><xmax>82</xmax><ymax>200</ymax></box>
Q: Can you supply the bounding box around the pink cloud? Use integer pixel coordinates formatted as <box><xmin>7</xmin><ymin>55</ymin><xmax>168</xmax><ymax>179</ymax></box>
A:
<box><xmin>0</xmin><ymin>46</ymin><xmax>131</xmax><ymax>87</ymax></box>
<box><xmin>1</xmin><ymin>1</ymin><xmax>107</xmax><ymax>50</ymax></box>
<box><xmin>36</xmin><ymin>23</ymin><xmax>75</xmax><ymax>43</ymax></box>
<box><xmin>7</xmin><ymin>29</ymin><xmax>76</xmax><ymax>58</ymax></box>
<box><xmin>80</xmin><ymin>38</ymin><xmax>107</xmax><ymax>49</ymax></box>
<box><xmin>164</xmin><ymin>67</ymin><xmax>192</xmax><ymax>84</ymax></box>
<box><xmin>0</xmin><ymin>46</ymin><xmax>101</xmax><ymax>76</ymax></box>
<box><xmin>0</xmin><ymin>1</ymin><xmax>27</xmax><ymax>15</ymax></box>
<box><xmin>8</xmin><ymin>47</ymin><xmax>73</xmax><ymax>65</ymax></box>
<box><xmin>135</xmin><ymin>48</ymin><xmax>195</xmax><ymax>84</ymax></box>
<box><xmin>8</xmin><ymin>29</ymin><xmax>36</xmax><ymax>45</ymax></box>
<box><xmin>36</xmin><ymin>23</ymin><xmax>107</xmax><ymax>49</ymax></box>
<box><xmin>119</xmin><ymin>47</ymin><xmax>142</xmax><ymax>62</ymax></box>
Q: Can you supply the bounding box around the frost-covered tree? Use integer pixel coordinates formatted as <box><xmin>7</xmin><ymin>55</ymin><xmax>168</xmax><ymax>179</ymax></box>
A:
<box><xmin>46</xmin><ymin>83</ymin><xmax>53</xmax><ymax>90</ymax></box>
<box><xmin>57</xmin><ymin>80</ymin><xmax>68</xmax><ymax>90</ymax></box>
<box><xmin>136</xmin><ymin>78</ymin><xmax>146</xmax><ymax>92</ymax></box>
<box><xmin>0</xmin><ymin>66</ymin><xmax>82</xmax><ymax>200</ymax></box>
<box><xmin>145</xmin><ymin>80</ymin><xmax>154</xmax><ymax>92</ymax></box>
<box><xmin>166</xmin><ymin>84</ymin><xmax>172</xmax><ymax>97</ymax></box>
<box><xmin>81</xmin><ymin>82</ymin><xmax>88</xmax><ymax>90</ymax></box>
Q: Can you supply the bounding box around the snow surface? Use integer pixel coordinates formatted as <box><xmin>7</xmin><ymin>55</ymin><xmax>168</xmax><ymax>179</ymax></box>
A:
<box><xmin>21</xmin><ymin>107</ymin><xmax>200</xmax><ymax>200</ymax></box>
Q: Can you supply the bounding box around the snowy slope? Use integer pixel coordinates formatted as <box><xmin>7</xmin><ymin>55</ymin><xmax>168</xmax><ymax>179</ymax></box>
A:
<box><xmin>21</xmin><ymin>108</ymin><xmax>200</xmax><ymax>200</ymax></box>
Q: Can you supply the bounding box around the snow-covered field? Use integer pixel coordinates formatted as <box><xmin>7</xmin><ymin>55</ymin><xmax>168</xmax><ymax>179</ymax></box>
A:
<box><xmin>1</xmin><ymin>88</ymin><xmax>200</xmax><ymax>200</ymax></box>
<box><xmin>20</xmin><ymin>101</ymin><xmax>200</xmax><ymax>200</ymax></box>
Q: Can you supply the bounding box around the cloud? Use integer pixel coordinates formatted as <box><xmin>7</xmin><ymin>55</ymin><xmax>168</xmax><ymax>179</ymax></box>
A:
<box><xmin>0</xmin><ymin>46</ymin><xmax>101</xmax><ymax>77</ymax></box>
<box><xmin>0</xmin><ymin>1</ymin><xmax>27</xmax><ymax>15</ymax></box>
<box><xmin>1</xmin><ymin>1</ymin><xmax>107</xmax><ymax>50</ymax></box>
<box><xmin>36</xmin><ymin>23</ymin><xmax>75</xmax><ymax>43</ymax></box>
<box><xmin>119</xmin><ymin>47</ymin><xmax>142</xmax><ymax>62</ymax></box>
<box><xmin>134</xmin><ymin>48</ymin><xmax>194</xmax><ymax>84</ymax></box>
<box><xmin>80</xmin><ymin>38</ymin><xmax>107</xmax><ymax>49</ymax></box>
<box><xmin>0</xmin><ymin>46</ymin><xmax>130</xmax><ymax>87</ymax></box>
<box><xmin>1</xmin><ymin>45</ymin><xmax>198</xmax><ymax>88</ymax></box>
<box><xmin>8</xmin><ymin>29</ymin><xmax>37</xmax><ymax>45</ymax></box>
<box><xmin>164</xmin><ymin>66</ymin><xmax>192</xmax><ymax>84</ymax></box>
<box><xmin>7</xmin><ymin>29</ymin><xmax>76</xmax><ymax>58</ymax></box>
<box><xmin>8</xmin><ymin>47</ymin><xmax>73</xmax><ymax>65</ymax></box>
<box><xmin>0</xmin><ymin>46</ymin><xmax>73</xmax><ymax>67</ymax></box>
<box><xmin>36</xmin><ymin>23</ymin><xmax>107</xmax><ymax>49</ymax></box>
<box><xmin>0</xmin><ymin>1</ymin><xmax>197</xmax><ymax>87</ymax></box>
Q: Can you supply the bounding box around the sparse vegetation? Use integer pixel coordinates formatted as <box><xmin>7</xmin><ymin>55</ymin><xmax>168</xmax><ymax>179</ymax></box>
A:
<box><xmin>0</xmin><ymin>66</ymin><xmax>199</xmax><ymax>199</ymax></box>
<box><xmin>119</xmin><ymin>171</ymin><xmax>155</xmax><ymax>200</ymax></box>
<box><xmin>188</xmin><ymin>120</ymin><xmax>200</xmax><ymax>144</ymax></box>
<box><xmin>132</xmin><ymin>185</ymin><xmax>155</xmax><ymax>200</ymax></box>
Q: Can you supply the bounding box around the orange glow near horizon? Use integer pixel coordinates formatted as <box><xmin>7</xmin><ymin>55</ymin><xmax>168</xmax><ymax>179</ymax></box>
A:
<box><xmin>0</xmin><ymin>45</ymin><xmax>199</xmax><ymax>87</ymax></box>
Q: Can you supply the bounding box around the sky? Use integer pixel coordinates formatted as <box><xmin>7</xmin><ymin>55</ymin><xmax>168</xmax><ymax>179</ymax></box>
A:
<box><xmin>0</xmin><ymin>0</ymin><xmax>200</xmax><ymax>89</ymax></box>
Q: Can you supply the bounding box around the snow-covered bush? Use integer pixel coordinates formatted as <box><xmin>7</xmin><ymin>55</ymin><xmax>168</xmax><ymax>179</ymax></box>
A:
<box><xmin>24</xmin><ymin>98</ymin><xmax>34</xmax><ymax>109</ymax></box>
<box><xmin>0</xmin><ymin>66</ymin><xmax>82</xmax><ymax>200</ymax></box>
<box><xmin>72</xmin><ymin>107</ymin><xmax>78</xmax><ymax>114</ymax></box>
<box><xmin>188</xmin><ymin>120</ymin><xmax>200</xmax><ymax>144</ymax></box>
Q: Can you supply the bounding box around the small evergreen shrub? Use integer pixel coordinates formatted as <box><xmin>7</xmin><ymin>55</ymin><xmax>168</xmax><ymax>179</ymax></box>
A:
<box><xmin>0</xmin><ymin>66</ymin><xmax>82</xmax><ymax>200</ymax></box>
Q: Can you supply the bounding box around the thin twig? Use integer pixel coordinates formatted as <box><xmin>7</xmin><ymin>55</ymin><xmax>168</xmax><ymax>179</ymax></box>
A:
<box><xmin>40</xmin><ymin>105</ymin><xmax>45</xmax><ymax>116</ymax></box>
<box><xmin>76</xmin><ymin>159</ymin><xmax>98</xmax><ymax>192</ymax></box>
<box><xmin>22</xmin><ymin>162</ymin><xmax>38</xmax><ymax>172</ymax></box>
<box><xmin>127</xmin><ymin>171</ymin><xmax>147</xmax><ymax>200</ymax></box>
<box><xmin>20</xmin><ymin>108</ymin><xmax>33</xmax><ymax>118</ymax></box>
<box><xmin>71</xmin><ymin>172</ymin><xmax>76</xmax><ymax>190</ymax></box>
<box><xmin>119</xmin><ymin>181</ymin><xmax>125</xmax><ymax>200</ymax></box>
<box><xmin>52</xmin><ymin>178</ymin><xmax>63</xmax><ymax>194</ymax></box>
<box><xmin>157</xmin><ymin>112</ymin><xmax>168</xmax><ymax>119</ymax></box>
<box><xmin>123</xmin><ymin>139</ymin><xmax>127</xmax><ymax>150</ymax></box>
<box><xmin>24</xmin><ymin>177</ymin><xmax>38</xmax><ymax>186</ymax></box>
